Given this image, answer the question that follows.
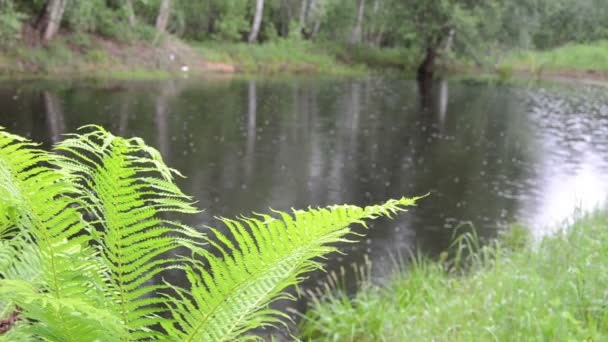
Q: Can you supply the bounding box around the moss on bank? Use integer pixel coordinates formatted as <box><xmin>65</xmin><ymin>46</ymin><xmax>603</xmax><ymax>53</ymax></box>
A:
<box><xmin>300</xmin><ymin>211</ymin><xmax>608</xmax><ymax>341</ymax></box>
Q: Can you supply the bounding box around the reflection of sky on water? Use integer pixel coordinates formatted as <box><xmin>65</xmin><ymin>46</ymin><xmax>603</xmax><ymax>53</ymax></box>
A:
<box><xmin>515</xmin><ymin>86</ymin><xmax>608</xmax><ymax>236</ymax></box>
<box><xmin>1</xmin><ymin>78</ymin><xmax>608</xmax><ymax>262</ymax></box>
<box><xmin>531</xmin><ymin>153</ymin><xmax>608</xmax><ymax>235</ymax></box>
<box><xmin>2</xmin><ymin>78</ymin><xmax>608</xmax><ymax>334</ymax></box>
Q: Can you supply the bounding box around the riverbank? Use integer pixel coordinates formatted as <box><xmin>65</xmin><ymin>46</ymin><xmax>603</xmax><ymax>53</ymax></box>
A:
<box><xmin>0</xmin><ymin>33</ymin><xmax>236</xmax><ymax>79</ymax></box>
<box><xmin>452</xmin><ymin>41</ymin><xmax>608</xmax><ymax>84</ymax></box>
<box><xmin>193</xmin><ymin>40</ymin><xmax>415</xmax><ymax>75</ymax></box>
<box><xmin>3</xmin><ymin>34</ymin><xmax>608</xmax><ymax>83</ymax></box>
<box><xmin>0</xmin><ymin>32</ymin><xmax>415</xmax><ymax>79</ymax></box>
<box><xmin>500</xmin><ymin>41</ymin><xmax>608</xmax><ymax>76</ymax></box>
<box><xmin>300</xmin><ymin>211</ymin><xmax>608</xmax><ymax>341</ymax></box>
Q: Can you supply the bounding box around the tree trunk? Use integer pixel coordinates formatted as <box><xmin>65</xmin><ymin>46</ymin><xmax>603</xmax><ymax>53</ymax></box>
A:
<box><xmin>312</xmin><ymin>18</ymin><xmax>322</xmax><ymax>39</ymax></box>
<box><xmin>36</xmin><ymin>0</ymin><xmax>67</xmax><ymax>43</ymax></box>
<box><xmin>308</xmin><ymin>0</ymin><xmax>320</xmax><ymax>39</ymax></box>
<box><xmin>308</xmin><ymin>0</ymin><xmax>318</xmax><ymax>19</ymax></box>
<box><xmin>417</xmin><ymin>46</ymin><xmax>437</xmax><ymax>80</ymax></box>
<box><xmin>279</xmin><ymin>0</ymin><xmax>291</xmax><ymax>37</ymax></box>
<box><xmin>443</xmin><ymin>28</ymin><xmax>455</xmax><ymax>54</ymax></box>
<box><xmin>125</xmin><ymin>0</ymin><xmax>137</xmax><ymax>27</ymax></box>
<box><xmin>155</xmin><ymin>0</ymin><xmax>171</xmax><ymax>32</ymax></box>
<box><xmin>248</xmin><ymin>0</ymin><xmax>265</xmax><ymax>43</ymax></box>
<box><xmin>369</xmin><ymin>0</ymin><xmax>382</xmax><ymax>46</ymax></box>
<box><xmin>299</xmin><ymin>0</ymin><xmax>308</xmax><ymax>27</ymax></box>
<box><xmin>418</xmin><ymin>28</ymin><xmax>452</xmax><ymax>80</ymax></box>
<box><xmin>350</xmin><ymin>0</ymin><xmax>365</xmax><ymax>44</ymax></box>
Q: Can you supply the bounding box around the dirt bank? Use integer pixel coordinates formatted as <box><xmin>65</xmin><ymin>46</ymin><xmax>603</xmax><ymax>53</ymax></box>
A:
<box><xmin>0</xmin><ymin>33</ymin><xmax>236</xmax><ymax>78</ymax></box>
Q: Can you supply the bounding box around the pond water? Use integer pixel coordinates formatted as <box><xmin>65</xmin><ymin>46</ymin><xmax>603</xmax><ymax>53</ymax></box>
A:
<box><xmin>2</xmin><ymin>76</ymin><xmax>608</xmax><ymax>331</ymax></box>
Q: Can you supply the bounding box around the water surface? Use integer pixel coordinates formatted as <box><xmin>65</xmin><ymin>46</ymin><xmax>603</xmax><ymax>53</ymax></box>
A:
<box><xmin>2</xmin><ymin>76</ymin><xmax>608</xmax><ymax>322</ymax></box>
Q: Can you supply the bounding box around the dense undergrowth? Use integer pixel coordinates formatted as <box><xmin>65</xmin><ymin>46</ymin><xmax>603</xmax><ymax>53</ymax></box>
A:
<box><xmin>300</xmin><ymin>213</ymin><xmax>608</xmax><ymax>341</ymax></box>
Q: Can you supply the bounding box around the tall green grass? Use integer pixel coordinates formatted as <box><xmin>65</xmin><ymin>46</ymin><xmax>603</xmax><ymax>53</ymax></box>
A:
<box><xmin>300</xmin><ymin>212</ymin><xmax>608</xmax><ymax>341</ymax></box>
<box><xmin>194</xmin><ymin>40</ymin><xmax>367</xmax><ymax>75</ymax></box>
<box><xmin>500</xmin><ymin>41</ymin><xmax>608</xmax><ymax>74</ymax></box>
<box><xmin>193</xmin><ymin>40</ymin><xmax>416</xmax><ymax>75</ymax></box>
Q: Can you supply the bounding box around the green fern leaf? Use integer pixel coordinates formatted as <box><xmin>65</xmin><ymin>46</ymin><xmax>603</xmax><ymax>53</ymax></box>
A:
<box><xmin>1</xmin><ymin>126</ymin><xmax>420</xmax><ymax>341</ymax></box>
<box><xmin>54</xmin><ymin>126</ymin><xmax>204</xmax><ymax>337</ymax></box>
<box><xmin>0</xmin><ymin>127</ymin><xmax>118</xmax><ymax>340</ymax></box>
<box><xmin>0</xmin><ymin>279</ymin><xmax>126</xmax><ymax>341</ymax></box>
<box><xmin>163</xmin><ymin>197</ymin><xmax>419</xmax><ymax>341</ymax></box>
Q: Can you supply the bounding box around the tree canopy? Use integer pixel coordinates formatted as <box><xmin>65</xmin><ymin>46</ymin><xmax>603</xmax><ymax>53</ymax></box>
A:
<box><xmin>0</xmin><ymin>0</ymin><xmax>606</xmax><ymax>73</ymax></box>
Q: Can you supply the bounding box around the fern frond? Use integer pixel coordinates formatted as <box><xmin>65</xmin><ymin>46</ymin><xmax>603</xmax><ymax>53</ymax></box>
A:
<box><xmin>163</xmin><ymin>197</ymin><xmax>419</xmax><ymax>341</ymax></box>
<box><xmin>0</xmin><ymin>128</ymin><xmax>116</xmax><ymax>340</ymax></box>
<box><xmin>55</xmin><ymin>126</ymin><xmax>203</xmax><ymax>337</ymax></box>
<box><xmin>1</xmin><ymin>126</ymin><xmax>420</xmax><ymax>341</ymax></box>
<box><xmin>0</xmin><ymin>320</ymin><xmax>37</xmax><ymax>342</ymax></box>
<box><xmin>0</xmin><ymin>279</ymin><xmax>126</xmax><ymax>341</ymax></box>
<box><xmin>0</xmin><ymin>237</ymin><xmax>40</xmax><ymax>339</ymax></box>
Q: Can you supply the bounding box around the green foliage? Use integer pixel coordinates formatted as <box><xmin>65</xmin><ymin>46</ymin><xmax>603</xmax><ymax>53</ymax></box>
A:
<box><xmin>11</xmin><ymin>38</ymin><xmax>74</xmax><ymax>73</ymax></box>
<box><xmin>495</xmin><ymin>63</ymin><xmax>514</xmax><ymax>81</ymax></box>
<box><xmin>0</xmin><ymin>0</ymin><xmax>25</xmax><ymax>49</ymax></box>
<box><xmin>214</xmin><ymin>0</ymin><xmax>250</xmax><ymax>41</ymax></box>
<box><xmin>500</xmin><ymin>41</ymin><xmax>608</xmax><ymax>73</ymax></box>
<box><xmin>195</xmin><ymin>40</ymin><xmax>367</xmax><ymax>75</ymax></box>
<box><xmin>329</xmin><ymin>44</ymin><xmax>418</xmax><ymax>70</ymax></box>
<box><xmin>64</xmin><ymin>0</ymin><xmax>106</xmax><ymax>33</ymax></box>
<box><xmin>4</xmin><ymin>0</ymin><xmax>608</xmax><ymax>76</ymax></box>
<box><xmin>0</xmin><ymin>126</ymin><xmax>418</xmax><ymax>340</ymax></box>
<box><xmin>301</xmin><ymin>211</ymin><xmax>608</xmax><ymax>341</ymax></box>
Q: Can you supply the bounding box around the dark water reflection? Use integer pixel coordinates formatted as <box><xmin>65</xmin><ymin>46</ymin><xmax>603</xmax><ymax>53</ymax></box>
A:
<box><xmin>2</xmin><ymin>76</ymin><xmax>608</xmax><ymax>328</ymax></box>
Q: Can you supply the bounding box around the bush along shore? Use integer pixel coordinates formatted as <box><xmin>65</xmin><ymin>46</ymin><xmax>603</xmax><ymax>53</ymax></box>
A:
<box><xmin>300</xmin><ymin>212</ymin><xmax>608</xmax><ymax>341</ymax></box>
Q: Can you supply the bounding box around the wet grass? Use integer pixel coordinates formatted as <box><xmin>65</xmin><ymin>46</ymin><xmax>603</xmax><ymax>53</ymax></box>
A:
<box><xmin>2</xmin><ymin>33</ymin><xmax>415</xmax><ymax>78</ymax></box>
<box><xmin>299</xmin><ymin>212</ymin><xmax>608</xmax><ymax>341</ymax></box>
<box><xmin>499</xmin><ymin>41</ymin><xmax>608</xmax><ymax>76</ymax></box>
<box><xmin>194</xmin><ymin>40</ymin><xmax>367</xmax><ymax>75</ymax></box>
<box><xmin>193</xmin><ymin>40</ymin><xmax>416</xmax><ymax>76</ymax></box>
<box><xmin>0</xmin><ymin>36</ymin><xmax>174</xmax><ymax>80</ymax></box>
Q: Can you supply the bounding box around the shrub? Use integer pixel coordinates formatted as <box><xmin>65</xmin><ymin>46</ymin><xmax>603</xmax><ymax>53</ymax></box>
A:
<box><xmin>0</xmin><ymin>3</ymin><xmax>24</xmax><ymax>50</ymax></box>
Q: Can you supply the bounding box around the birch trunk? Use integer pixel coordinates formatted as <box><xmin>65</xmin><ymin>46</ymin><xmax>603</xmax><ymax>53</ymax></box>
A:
<box><xmin>155</xmin><ymin>0</ymin><xmax>171</xmax><ymax>32</ymax></box>
<box><xmin>308</xmin><ymin>0</ymin><xmax>320</xmax><ymax>38</ymax></box>
<box><xmin>248</xmin><ymin>0</ymin><xmax>265</xmax><ymax>43</ymax></box>
<box><xmin>299</xmin><ymin>0</ymin><xmax>309</xmax><ymax>27</ymax></box>
<box><xmin>125</xmin><ymin>0</ymin><xmax>137</xmax><ymax>27</ymax></box>
<box><xmin>369</xmin><ymin>0</ymin><xmax>382</xmax><ymax>46</ymax></box>
<box><xmin>350</xmin><ymin>0</ymin><xmax>365</xmax><ymax>44</ymax></box>
<box><xmin>36</xmin><ymin>0</ymin><xmax>67</xmax><ymax>42</ymax></box>
<box><xmin>308</xmin><ymin>0</ymin><xmax>318</xmax><ymax>20</ymax></box>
